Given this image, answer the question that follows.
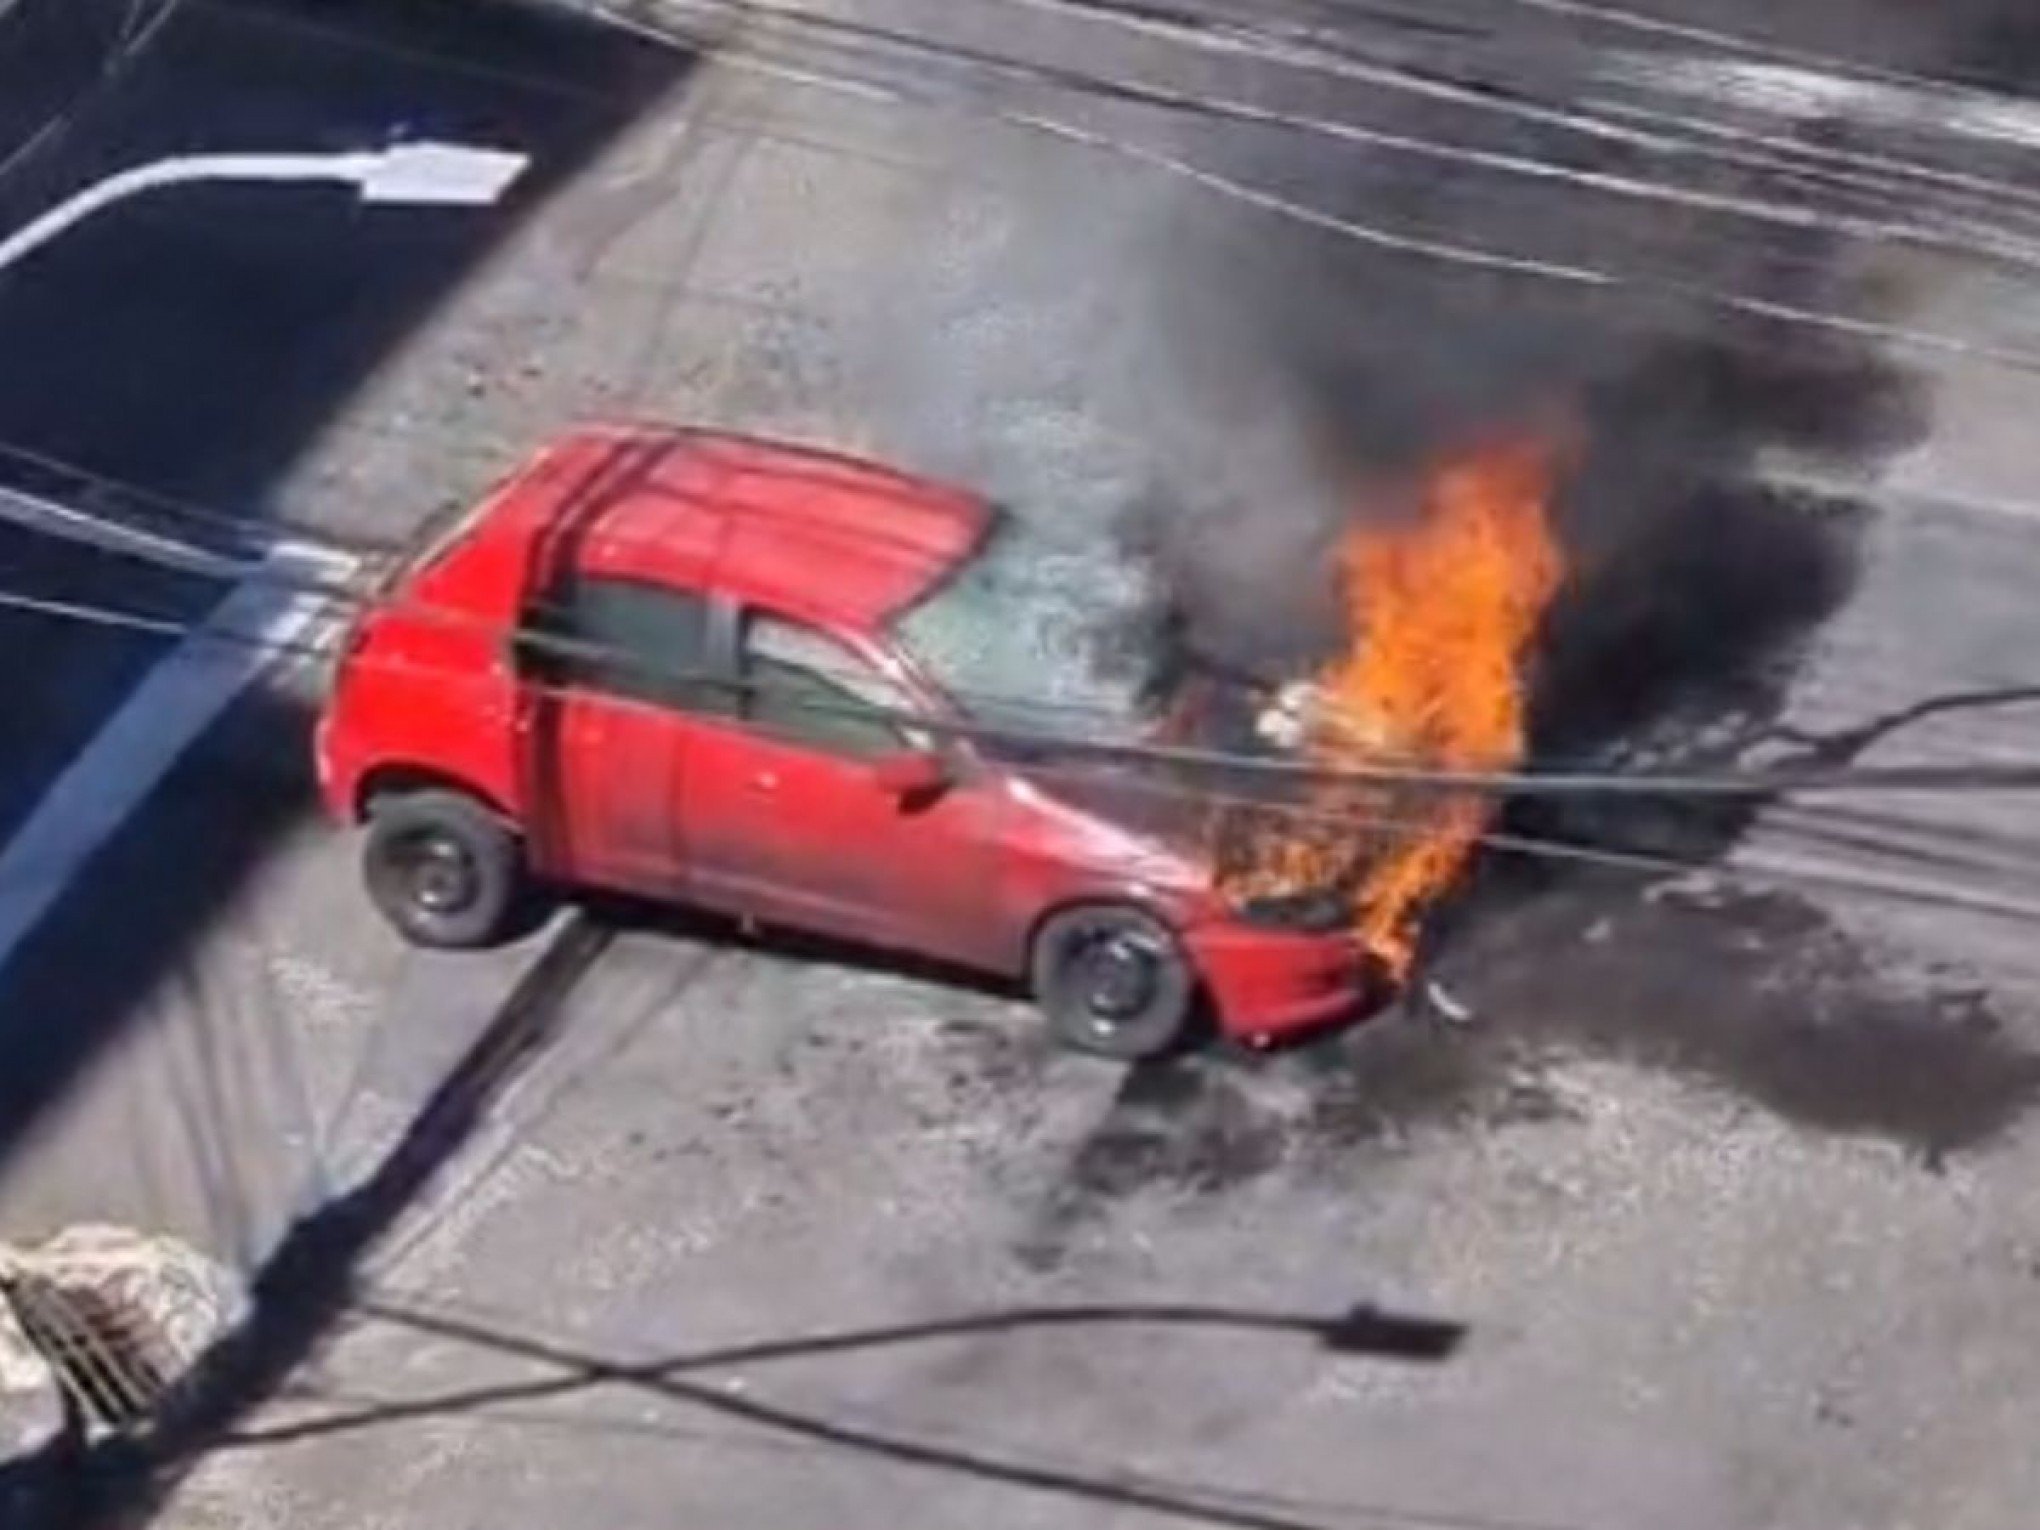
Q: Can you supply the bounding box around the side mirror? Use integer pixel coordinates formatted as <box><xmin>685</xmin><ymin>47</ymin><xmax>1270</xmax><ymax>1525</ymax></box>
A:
<box><xmin>871</xmin><ymin>748</ymin><xmax>951</xmax><ymax>798</ymax></box>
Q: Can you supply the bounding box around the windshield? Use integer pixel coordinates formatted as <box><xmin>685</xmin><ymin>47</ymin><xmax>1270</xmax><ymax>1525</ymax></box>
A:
<box><xmin>891</xmin><ymin>516</ymin><xmax>1156</xmax><ymax>743</ymax></box>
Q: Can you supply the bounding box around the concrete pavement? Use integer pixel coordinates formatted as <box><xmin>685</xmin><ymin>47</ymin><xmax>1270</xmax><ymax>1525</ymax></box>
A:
<box><xmin>0</xmin><ymin>0</ymin><xmax>683</xmax><ymax>1165</ymax></box>
<box><xmin>7</xmin><ymin>3</ymin><xmax>2040</xmax><ymax>1529</ymax></box>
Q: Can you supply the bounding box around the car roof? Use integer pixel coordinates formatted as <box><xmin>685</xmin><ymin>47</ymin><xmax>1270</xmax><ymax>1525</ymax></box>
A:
<box><xmin>493</xmin><ymin>424</ymin><xmax>994</xmax><ymax>628</ymax></box>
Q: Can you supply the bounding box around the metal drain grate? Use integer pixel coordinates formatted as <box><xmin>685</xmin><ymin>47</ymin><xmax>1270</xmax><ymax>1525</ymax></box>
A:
<box><xmin>0</xmin><ymin>1271</ymin><xmax>170</xmax><ymax>1432</ymax></box>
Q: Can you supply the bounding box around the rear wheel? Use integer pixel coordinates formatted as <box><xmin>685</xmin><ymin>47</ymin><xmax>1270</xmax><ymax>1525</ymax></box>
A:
<box><xmin>1030</xmin><ymin>905</ymin><xmax>1194</xmax><ymax>1060</ymax></box>
<box><xmin>363</xmin><ymin>789</ymin><xmax>522</xmax><ymax>949</ymax></box>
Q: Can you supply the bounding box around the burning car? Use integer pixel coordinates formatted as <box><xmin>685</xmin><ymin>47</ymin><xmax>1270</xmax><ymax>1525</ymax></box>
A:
<box><xmin>1202</xmin><ymin>437</ymin><xmax>1564</xmax><ymax>982</ymax></box>
<box><xmin>315</xmin><ymin>425</ymin><xmax>1396</xmax><ymax>1058</ymax></box>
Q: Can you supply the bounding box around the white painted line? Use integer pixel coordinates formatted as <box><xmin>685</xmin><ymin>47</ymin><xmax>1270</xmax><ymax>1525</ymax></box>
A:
<box><xmin>0</xmin><ymin>548</ymin><xmax>359</xmax><ymax>976</ymax></box>
<box><xmin>0</xmin><ymin>145</ymin><xmax>530</xmax><ymax>276</ymax></box>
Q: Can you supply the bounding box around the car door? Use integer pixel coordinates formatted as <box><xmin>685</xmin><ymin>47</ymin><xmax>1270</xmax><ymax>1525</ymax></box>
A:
<box><xmin>681</xmin><ymin>610</ymin><xmax>1007</xmax><ymax>969</ymax></box>
<box><xmin>514</xmin><ymin>576</ymin><xmax>736</xmax><ymax>898</ymax></box>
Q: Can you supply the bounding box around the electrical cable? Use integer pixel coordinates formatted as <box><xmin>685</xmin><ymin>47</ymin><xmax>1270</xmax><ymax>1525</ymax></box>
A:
<box><xmin>21</xmin><ymin>483</ymin><xmax>2040</xmax><ymax>806</ymax></box>
<box><xmin>579</xmin><ymin>3</ymin><xmax>2040</xmax><ymax>377</ymax></box>
<box><xmin>85</xmin><ymin>0</ymin><xmax>2040</xmax><ymax>376</ymax></box>
<box><xmin>0</xmin><ymin>0</ymin><xmax>185</xmax><ymax>193</ymax></box>
<box><xmin>621</xmin><ymin>0</ymin><xmax>2040</xmax><ymax>279</ymax></box>
<box><xmin>15</xmin><ymin>574</ymin><xmax>2040</xmax><ymax>939</ymax></box>
<box><xmin>22</xmin><ymin>433</ymin><xmax>2040</xmax><ymax>830</ymax></box>
<box><xmin>211</xmin><ymin>0</ymin><xmax>2040</xmax><ymax>241</ymax></box>
<box><xmin>0</xmin><ymin>437</ymin><xmax>398</xmax><ymax>559</ymax></box>
<box><xmin>1459</xmin><ymin>0</ymin><xmax>2040</xmax><ymax>105</ymax></box>
<box><xmin>956</xmin><ymin>0</ymin><xmax>2040</xmax><ymax>232</ymax></box>
<box><xmin>1009</xmin><ymin>755</ymin><xmax>2040</xmax><ymax>923</ymax></box>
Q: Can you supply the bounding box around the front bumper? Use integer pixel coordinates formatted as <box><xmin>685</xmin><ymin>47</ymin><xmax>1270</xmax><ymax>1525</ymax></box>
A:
<box><xmin>1183</xmin><ymin>920</ymin><xmax>1382</xmax><ymax>1044</ymax></box>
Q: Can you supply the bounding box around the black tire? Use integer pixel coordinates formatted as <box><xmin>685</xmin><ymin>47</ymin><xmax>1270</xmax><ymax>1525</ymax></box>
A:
<box><xmin>1030</xmin><ymin>905</ymin><xmax>1195</xmax><ymax>1060</ymax></box>
<box><xmin>363</xmin><ymin>789</ymin><xmax>522</xmax><ymax>949</ymax></box>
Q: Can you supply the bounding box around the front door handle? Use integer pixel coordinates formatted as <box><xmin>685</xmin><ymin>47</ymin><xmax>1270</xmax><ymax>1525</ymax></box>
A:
<box><xmin>748</xmin><ymin>771</ymin><xmax>779</xmax><ymax>793</ymax></box>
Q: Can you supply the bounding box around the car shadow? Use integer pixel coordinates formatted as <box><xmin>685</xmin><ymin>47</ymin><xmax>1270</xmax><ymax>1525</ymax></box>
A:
<box><xmin>0</xmin><ymin>888</ymin><xmax>1472</xmax><ymax>1529</ymax></box>
<box><xmin>580</xmin><ymin>890</ymin><xmax>1032</xmax><ymax>1006</ymax></box>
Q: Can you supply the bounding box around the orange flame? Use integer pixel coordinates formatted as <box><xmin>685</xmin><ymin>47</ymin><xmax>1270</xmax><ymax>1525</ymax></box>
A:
<box><xmin>1217</xmin><ymin>435</ymin><xmax>1566</xmax><ymax>978</ymax></box>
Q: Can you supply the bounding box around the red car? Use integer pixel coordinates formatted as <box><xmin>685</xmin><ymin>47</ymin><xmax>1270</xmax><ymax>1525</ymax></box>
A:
<box><xmin>315</xmin><ymin>426</ymin><xmax>1374</xmax><ymax>1058</ymax></box>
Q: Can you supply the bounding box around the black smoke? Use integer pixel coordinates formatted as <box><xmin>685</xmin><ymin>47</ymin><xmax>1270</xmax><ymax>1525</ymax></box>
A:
<box><xmin>1096</xmin><ymin>0</ymin><xmax>2040</xmax><ymax>816</ymax></box>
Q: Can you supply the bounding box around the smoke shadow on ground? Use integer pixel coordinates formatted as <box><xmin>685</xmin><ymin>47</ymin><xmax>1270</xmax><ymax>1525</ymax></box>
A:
<box><xmin>1018</xmin><ymin>877</ymin><xmax>2040</xmax><ymax>1258</ymax></box>
<box><xmin>1024</xmin><ymin>426</ymin><xmax>2040</xmax><ymax>1224</ymax></box>
<box><xmin>1446</xmin><ymin>879</ymin><xmax>2040</xmax><ymax>1171</ymax></box>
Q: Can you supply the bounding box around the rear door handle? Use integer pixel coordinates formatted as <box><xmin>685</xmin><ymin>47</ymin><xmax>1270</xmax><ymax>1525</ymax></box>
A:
<box><xmin>749</xmin><ymin>771</ymin><xmax>779</xmax><ymax>793</ymax></box>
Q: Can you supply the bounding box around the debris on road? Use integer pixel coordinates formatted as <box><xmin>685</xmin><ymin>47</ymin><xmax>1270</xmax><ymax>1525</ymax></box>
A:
<box><xmin>1422</xmin><ymin>978</ymin><xmax>1475</xmax><ymax>1027</ymax></box>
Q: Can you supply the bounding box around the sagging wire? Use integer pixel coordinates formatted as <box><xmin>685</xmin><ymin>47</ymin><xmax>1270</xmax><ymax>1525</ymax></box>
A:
<box><xmin>79</xmin><ymin>0</ymin><xmax>2040</xmax><ymax>375</ymax></box>
<box><xmin>975</xmin><ymin>0</ymin><xmax>2040</xmax><ymax>229</ymax></box>
<box><xmin>956</xmin><ymin>0</ymin><xmax>2040</xmax><ymax>243</ymax></box>
<box><xmin>1466</xmin><ymin>0</ymin><xmax>2040</xmax><ymax>104</ymax></box>
<box><xmin>589</xmin><ymin>2</ymin><xmax>2040</xmax><ymax>378</ymax></box>
<box><xmin>200</xmin><ymin>0</ymin><xmax>2040</xmax><ymax>239</ymax></box>
<box><xmin>620</xmin><ymin>0</ymin><xmax>2040</xmax><ymax>279</ymax></box>
<box><xmin>11</xmin><ymin>418</ymin><xmax>2033</xmax><ymax>748</ymax></box>
<box><xmin>9</xmin><ymin>578</ymin><xmax>2040</xmax><ymax>929</ymax></box>
<box><xmin>15</xmin><ymin>471</ymin><xmax>2040</xmax><ymax>806</ymax></box>
<box><xmin>0</xmin><ymin>0</ymin><xmax>186</xmax><ymax>194</ymax></box>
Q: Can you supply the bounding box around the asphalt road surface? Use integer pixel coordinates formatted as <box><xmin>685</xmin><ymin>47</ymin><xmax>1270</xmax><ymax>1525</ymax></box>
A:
<box><xmin>0</xmin><ymin>0</ymin><xmax>679</xmax><ymax>846</ymax></box>
<box><xmin>8</xmin><ymin>3</ymin><xmax>2040</xmax><ymax>1529</ymax></box>
<box><xmin>0</xmin><ymin>0</ymin><xmax>682</xmax><ymax>1160</ymax></box>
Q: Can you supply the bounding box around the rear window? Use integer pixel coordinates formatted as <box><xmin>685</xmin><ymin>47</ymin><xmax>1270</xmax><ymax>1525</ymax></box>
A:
<box><xmin>518</xmin><ymin>577</ymin><xmax>732</xmax><ymax>714</ymax></box>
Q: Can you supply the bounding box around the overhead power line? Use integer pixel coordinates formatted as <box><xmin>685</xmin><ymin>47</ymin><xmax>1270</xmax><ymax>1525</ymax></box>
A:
<box><xmin>8</xmin><ymin>423</ymin><xmax>2040</xmax><ymax>814</ymax></box>
<box><xmin>582</xmin><ymin>2</ymin><xmax>2040</xmax><ymax>377</ymax></box>
<box><xmin>633</xmin><ymin>0</ymin><xmax>2040</xmax><ymax>277</ymax></box>
<box><xmin>963</xmin><ymin>0</ymin><xmax>2040</xmax><ymax>231</ymax></box>
<box><xmin>7</xmin><ymin>421</ymin><xmax>2026</xmax><ymax>752</ymax></box>
<box><xmin>0</xmin><ymin>0</ymin><xmax>185</xmax><ymax>191</ymax></box>
<box><xmin>1463</xmin><ymin>0</ymin><xmax>2040</xmax><ymax>106</ymax></box>
<box><xmin>116</xmin><ymin>0</ymin><xmax>2040</xmax><ymax>376</ymax></box>
<box><xmin>12</xmin><ymin>577</ymin><xmax>2040</xmax><ymax>935</ymax></box>
<box><xmin>17</xmin><ymin>518</ymin><xmax>2040</xmax><ymax>811</ymax></box>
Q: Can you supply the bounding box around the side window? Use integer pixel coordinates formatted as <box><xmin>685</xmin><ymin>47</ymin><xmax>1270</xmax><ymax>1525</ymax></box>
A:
<box><xmin>741</xmin><ymin>615</ymin><xmax>924</xmax><ymax>758</ymax></box>
<box><xmin>518</xmin><ymin>578</ymin><xmax>733</xmax><ymax>714</ymax></box>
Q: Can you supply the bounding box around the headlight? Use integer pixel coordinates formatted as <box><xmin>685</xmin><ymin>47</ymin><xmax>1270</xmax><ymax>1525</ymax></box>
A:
<box><xmin>1233</xmin><ymin>888</ymin><xmax>1351</xmax><ymax>933</ymax></box>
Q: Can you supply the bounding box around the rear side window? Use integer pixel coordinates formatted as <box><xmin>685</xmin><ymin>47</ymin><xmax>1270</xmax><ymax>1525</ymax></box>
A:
<box><xmin>519</xmin><ymin>578</ymin><xmax>732</xmax><ymax>714</ymax></box>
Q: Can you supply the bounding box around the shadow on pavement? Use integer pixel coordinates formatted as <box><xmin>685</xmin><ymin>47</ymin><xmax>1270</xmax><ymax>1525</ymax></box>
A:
<box><xmin>0</xmin><ymin>0</ymin><xmax>692</xmax><ymax>1166</ymax></box>
<box><xmin>152</xmin><ymin>1296</ymin><xmax>1480</xmax><ymax>1530</ymax></box>
<box><xmin>0</xmin><ymin>914</ymin><xmax>611</xmax><ymax>1526</ymax></box>
<box><xmin>230</xmin><ymin>1293</ymin><xmax>1466</xmax><ymax>1451</ymax></box>
<box><xmin>0</xmin><ymin>914</ymin><xmax>1465</xmax><ymax>1530</ymax></box>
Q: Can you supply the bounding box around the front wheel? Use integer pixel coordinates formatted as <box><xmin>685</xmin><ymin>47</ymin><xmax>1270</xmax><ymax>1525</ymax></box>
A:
<box><xmin>363</xmin><ymin>789</ymin><xmax>523</xmax><ymax>949</ymax></box>
<box><xmin>1030</xmin><ymin>905</ymin><xmax>1195</xmax><ymax>1060</ymax></box>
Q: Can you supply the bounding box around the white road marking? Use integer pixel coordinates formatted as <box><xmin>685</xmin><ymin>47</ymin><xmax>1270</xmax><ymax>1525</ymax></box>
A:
<box><xmin>0</xmin><ymin>146</ymin><xmax>529</xmax><ymax>276</ymax></box>
<box><xmin>0</xmin><ymin>547</ymin><xmax>360</xmax><ymax>976</ymax></box>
